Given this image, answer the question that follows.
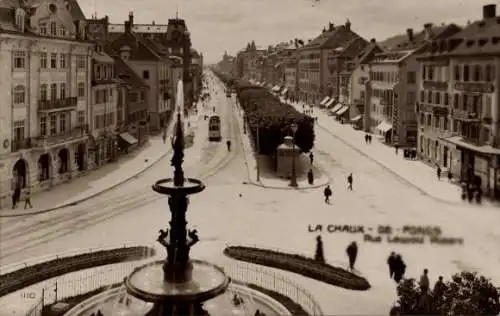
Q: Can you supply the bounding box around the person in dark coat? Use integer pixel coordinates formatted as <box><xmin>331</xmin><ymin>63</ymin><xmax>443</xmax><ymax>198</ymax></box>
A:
<box><xmin>12</xmin><ymin>187</ymin><xmax>21</xmax><ymax>209</ymax></box>
<box><xmin>324</xmin><ymin>185</ymin><xmax>332</xmax><ymax>204</ymax></box>
<box><xmin>387</xmin><ymin>251</ymin><xmax>396</xmax><ymax>278</ymax></box>
<box><xmin>307</xmin><ymin>169</ymin><xmax>314</xmax><ymax>185</ymax></box>
<box><xmin>437</xmin><ymin>166</ymin><xmax>442</xmax><ymax>180</ymax></box>
<box><xmin>309</xmin><ymin>152</ymin><xmax>314</xmax><ymax>164</ymax></box>
<box><xmin>365</xmin><ymin>134</ymin><xmax>369</xmax><ymax>144</ymax></box>
<box><xmin>347</xmin><ymin>173</ymin><xmax>353</xmax><ymax>191</ymax></box>
<box><xmin>433</xmin><ymin>276</ymin><xmax>445</xmax><ymax>298</ymax></box>
<box><xmin>393</xmin><ymin>254</ymin><xmax>406</xmax><ymax>283</ymax></box>
<box><xmin>346</xmin><ymin>241</ymin><xmax>358</xmax><ymax>271</ymax></box>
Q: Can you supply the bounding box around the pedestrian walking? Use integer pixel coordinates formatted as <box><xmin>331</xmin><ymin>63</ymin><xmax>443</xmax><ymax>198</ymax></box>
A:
<box><xmin>12</xmin><ymin>186</ymin><xmax>21</xmax><ymax>209</ymax></box>
<box><xmin>387</xmin><ymin>251</ymin><xmax>396</xmax><ymax>278</ymax></box>
<box><xmin>395</xmin><ymin>144</ymin><xmax>399</xmax><ymax>155</ymax></box>
<box><xmin>226</xmin><ymin>139</ymin><xmax>231</xmax><ymax>152</ymax></box>
<box><xmin>307</xmin><ymin>169</ymin><xmax>314</xmax><ymax>185</ymax></box>
<box><xmin>309</xmin><ymin>152</ymin><xmax>314</xmax><ymax>165</ymax></box>
<box><xmin>24</xmin><ymin>190</ymin><xmax>32</xmax><ymax>209</ymax></box>
<box><xmin>346</xmin><ymin>241</ymin><xmax>358</xmax><ymax>271</ymax></box>
<box><xmin>447</xmin><ymin>170</ymin><xmax>452</xmax><ymax>182</ymax></box>
<box><xmin>364</xmin><ymin>134</ymin><xmax>368</xmax><ymax>144</ymax></box>
<box><xmin>393</xmin><ymin>254</ymin><xmax>406</xmax><ymax>283</ymax></box>
<box><xmin>419</xmin><ymin>269</ymin><xmax>430</xmax><ymax>293</ymax></box>
<box><xmin>437</xmin><ymin>166</ymin><xmax>442</xmax><ymax>180</ymax></box>
<box><xmin>369</xmin><ymin>135</ymin><xmax>372</xmax><ymax>143</ymax></box>
<box><xmin>347</xmin><ymin>173</ymin><xmax>353</xmax><ymax>191</ymax></box>
<box><xmin>324</xmin><ymin>185</ymin><xmax>332</xmax><ymax>204</ymax></box>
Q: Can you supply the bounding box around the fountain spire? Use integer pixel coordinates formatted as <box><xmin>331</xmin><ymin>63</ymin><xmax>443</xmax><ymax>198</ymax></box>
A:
<box><xmin>171</xmin><ymin>113</ymin><xmax>185</xmax><ymax>187</ymax></box>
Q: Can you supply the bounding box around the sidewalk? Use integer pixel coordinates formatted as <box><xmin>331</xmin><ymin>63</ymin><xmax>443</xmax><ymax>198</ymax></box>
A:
<box><xmin>0</xmin><ymin>118</ymin><xmax>185</xmax><ymax>217</ymax></box>
<box><xmin>288</xmin><ymin>99</ymin><xmax>484</xmax><ymax>204</ymax></box>
<box><xmin>234</xmin><ymin>99</ymin><xmax>328</xmax><ymax>190</ymax></box>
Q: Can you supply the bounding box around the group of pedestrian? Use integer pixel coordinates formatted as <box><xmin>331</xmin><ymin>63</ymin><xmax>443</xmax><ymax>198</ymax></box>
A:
<box><xmin>387</xmin><ymin>251</ymin><xmax>406</xmax><ymax>282</ymax></box>
<box><xmin>323</xmin><ymin>173</ymin><xmax>354</xmax><ymax>204</ymax></box>
<box><xmin>364</xmin><ymin>134</ymin><xmax>372</xmax><ymax>144</ymax></box>
<box><xmin>12</xmin><ymin>187</ymin><xmax>32</xmax><ymax>210</ymax></box>
<box><xmin>89</xmin><ymin>310</ymin><xmax>103</xmax><ymax>316</ymax></box>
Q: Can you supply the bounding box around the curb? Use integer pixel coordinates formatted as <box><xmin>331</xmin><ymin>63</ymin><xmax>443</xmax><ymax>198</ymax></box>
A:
<box><xmin>244</xmin><ymin>178</ymin><xmax>328</xmax><ymax>190</ymax></box>
<box><xmin>0</xmin><ymin>143</ymin><xmax>172</xmax><ymax>218</ymax></box>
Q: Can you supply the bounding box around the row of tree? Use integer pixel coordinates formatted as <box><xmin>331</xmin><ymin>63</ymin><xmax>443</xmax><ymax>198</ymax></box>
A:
<box><xmin>212</xmin><ymin>69</ymin><xmax>315</xmax><ymax>155</ymax></box>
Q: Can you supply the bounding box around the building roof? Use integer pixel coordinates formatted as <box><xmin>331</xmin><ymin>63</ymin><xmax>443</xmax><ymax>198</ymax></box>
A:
<box><xmin>66</xmin><ymin>0</ymin><xmax>86</xmax><ymax>20</ymax></box>
<box><xmin>93</xmin><ymin>51</ymin><xmax>114</xmax><ymax>63</ymax></box>
<box><xmin>440</xmin><ymin>17</ymin><xmax>500</xmax><ymax>56</ymax></box>
<box><xmin>354</xmin><ymin>41</ymin><xmax>383</xmax><ymax>65</ymax></box>
<box><xmin>304</xmin><ymin>24</ymin><xmax>359</xmax><ymax>50</ymax></box>
<box><xmin>109</xmin><ymin>23</ymin><xmax>169</xmax><ymax>33</ymax></box>
<box><xmin>112</xmin><ymin>56</ymin><xmax>148</xmax><ymax>89</ymax></box>
<box><xmin>108</xmin><ymin>32</ymin><xmax>161</xmax><ymax>61</ymax></box>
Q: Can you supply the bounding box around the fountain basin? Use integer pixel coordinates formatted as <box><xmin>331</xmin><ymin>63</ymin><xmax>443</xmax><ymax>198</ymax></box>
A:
<box><xmin>125</xmin><ymin>260</ymin><xmax>229</xmax><ymax>303</ymax></box>
<box><xmin>152</xmin><ymin>178</ymin><xmax>205</xmax><ymax>195</ymax></box>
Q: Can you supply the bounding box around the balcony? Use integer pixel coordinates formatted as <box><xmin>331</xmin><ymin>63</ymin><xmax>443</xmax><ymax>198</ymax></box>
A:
<box><xmin>422</xmin><ymin>81</ymin><xmax>448</xmax><ymax>90</ymax></box>
<box><xmin>32</xmin><ymin>125</ymin><xmax>89</xmax><ymax>149</ymax></box>
<box><xmin>38</xmin><ymin>97</ymin><xmax>77</xmax><ymax>113</ymax></box>
<box><xmin>11</xmin><ymin>139</ymin><xmax>31</xmax><ymax>152</ymax></box>
<box><xmin>451</xmin><ymin>109</ymin><xmax>481</xmax><ymax>122</ymax></box>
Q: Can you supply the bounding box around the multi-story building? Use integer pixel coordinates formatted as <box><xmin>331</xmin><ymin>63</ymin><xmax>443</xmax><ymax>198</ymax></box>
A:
<box><xmin>0</xmin><ymin>0</ymin><xmax>93</xmax><ymax>208</ymax></box>
<box><xmin>89</xmin><ymin>45</ymin><xmax>118</xmax><ymax>167</ymax></box>
<box><xmin>107</xmin><ymin>14</ymin><xmax>173</xmax><ymax>133</ymax></box>
<box><xmin>367</xmin><ymin>23</ymin><xmax>460</xmax><ymax>145</ymax></box>
<box><xmin>417</xmin><ymin>4</ymin><xmax>500</xmax><ymax>197</ymax></box>
<box><xmin>108</xmin><ymin>14</ymin><xmax>195</xmax><ymax>109</ymax></box>
<box><xmin>282</xmin><ymin>41</ymin><xmax>300</xmax><ymax>101</ymax></box>
<box><xmin>348</xmin><ymin>39</ymin><xmax>383</xmax><ymax>128</ymax></box>
<box><xmin>218</xmin><ymin>51</ymin><xmax>236</xmax><ymax>76</ymax></box>
<box><xmin>236</xmin><ymin>42</ymin><xmax>266</xmax><ymax>81</ymax></box>
<box><xmin>113</xmin><ymin>56</ymin><xmax>149</xmax><ymax>146</ymax></box>
<box><xmin>190</xmin><ymin>49</ymin><xmax>203</xmax><ymax>102</ymax></box>
<box><xmin>297</xmin><ymin>20</ymin><xmax>367</xmax><ymax>105</ymax></box>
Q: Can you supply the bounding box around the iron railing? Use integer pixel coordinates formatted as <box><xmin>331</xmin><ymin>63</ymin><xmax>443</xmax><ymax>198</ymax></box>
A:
<box><xmin>11</xmin><ymin>246</ymin><xmax>323</xmax><ymax>316</ymax></box>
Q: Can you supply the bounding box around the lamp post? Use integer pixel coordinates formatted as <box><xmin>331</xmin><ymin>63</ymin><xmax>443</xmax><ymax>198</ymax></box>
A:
<box><xmin>289</xmin><ymin>123</ymin><xmax>298</xmax><ymax>187</ymax></box>
<box><xmin>256</xmin><ymin>120</ymin><xmax>260</xmax><ymax>182</ymax></box>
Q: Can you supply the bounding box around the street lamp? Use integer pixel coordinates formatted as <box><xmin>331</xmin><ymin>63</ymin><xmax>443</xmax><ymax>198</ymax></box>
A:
<box><xmin>289</xmin><ymin>123</ymin><xmax>298</xmax><ymax>187</ymax></box>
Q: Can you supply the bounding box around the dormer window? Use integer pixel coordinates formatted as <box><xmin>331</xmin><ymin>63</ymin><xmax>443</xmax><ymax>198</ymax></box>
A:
<box><xmin>50</xmin><ymin>22</ymin><xmax>56</xmax><ymax>36</ymax></box>
<box><xmin>15</xmin><ymin>8</ymin><xmax>25</xmax><ymax>33</ymax></box>
<box><xmin>120</xmin><ymin>46</ymin><xmax>131</xmax><ymax>61</ymax></box>
<box><xmin>40</xmin><ymin>22</ymin><xmax>47</xmax><ymax>35</ymax></box>
<box><xmin>59</xmin><ymin>26</ymin><xmax>66</xmax><ymax>37</ymax></box>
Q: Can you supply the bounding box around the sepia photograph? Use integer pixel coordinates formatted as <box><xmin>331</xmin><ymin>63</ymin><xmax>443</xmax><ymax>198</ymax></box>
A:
<box><xmin>0</xmin><ymin>0</ymin><xmax>500</xmax><ymax>315</ymax></box>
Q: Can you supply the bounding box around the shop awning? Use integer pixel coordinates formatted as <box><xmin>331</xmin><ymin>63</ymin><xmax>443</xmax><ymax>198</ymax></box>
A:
<box><xmin>118</xmin><ymin>132</ymin><xmax>138</xmax><ymax>146</ymax></box>
<box><xmin>325</xmin><ymin>99</ymin><xmax>335</xmax><ymax>108</ymax></box>
<box><xmin>281</xmin><ymin>88</ymin><xmax>288</xmax><ymax>95</ymax></box>
<box><xmin>336</xmin><ymin>106</ymin><xmax>349</xmax><ymax>116</ymax></box>
<box><xmin>440</xmin><ymin>136</ymin><xmax>500</xmax><ymax>155</ymax></box>
<box><xmin>272</xmin><ymin>85</ymin><xmax>281</xmax><ymax>92</ymax></box>
<box><xmin>320</xmin><ymin>97</ymin><xmax>330</xmax><ymax>106</ymax></box>
<box><xmin>330</xmin><ymin>103</ymin><xmax>343</xmax><ymax>113</ymax></box>
<box><xmin>376</xmin><ymin>122</ymin><xmax>393</xmax><ymax>133</ymax></box>
<box><xmin>351</xmin><ymin>114</ymin><xmax>363</xmax><ymax>122</ymax></box>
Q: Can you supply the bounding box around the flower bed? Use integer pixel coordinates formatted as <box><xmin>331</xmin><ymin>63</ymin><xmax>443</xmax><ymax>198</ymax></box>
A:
<box><xmin>224</xmin><ymin>246</ymin><xmax>370</xmax><ymax>291</ymax></box>
<box><xmin>0</xmin><ymin>246</ymin><xmax>156</xmax><ymax>298</ymax></box>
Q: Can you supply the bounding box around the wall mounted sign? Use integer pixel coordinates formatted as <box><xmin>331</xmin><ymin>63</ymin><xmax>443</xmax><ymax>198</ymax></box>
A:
<box><xmin>454</xmin><ymin>82</ymin><xmax>494</xmax><ymax>93</ymax></box>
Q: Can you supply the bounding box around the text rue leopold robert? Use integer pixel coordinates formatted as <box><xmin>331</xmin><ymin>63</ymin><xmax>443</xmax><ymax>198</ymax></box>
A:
<box><xmin>308</xmin><ymin>224</ymin><xmax>464</xmax><ymax>245</ymax></box>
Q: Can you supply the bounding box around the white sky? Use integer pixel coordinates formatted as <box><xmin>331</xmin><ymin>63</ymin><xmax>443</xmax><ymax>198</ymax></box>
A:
<box><xmin>80</xmin><ymin>0</ymin><xmax>491</xmax><ymax>63</ymax></box>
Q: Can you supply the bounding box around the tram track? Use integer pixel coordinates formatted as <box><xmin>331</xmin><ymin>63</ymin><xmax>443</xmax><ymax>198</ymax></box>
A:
<box><xmin>0</xmin><ymin>81</ymin><xmax>242</xmax><ymax>262</ymax></box>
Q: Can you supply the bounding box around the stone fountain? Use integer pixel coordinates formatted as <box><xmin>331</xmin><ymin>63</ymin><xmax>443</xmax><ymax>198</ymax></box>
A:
<box><xmin>124</xmin><ymin>111</ymin><xmax>229</xmax><ymax>315</ymax></box>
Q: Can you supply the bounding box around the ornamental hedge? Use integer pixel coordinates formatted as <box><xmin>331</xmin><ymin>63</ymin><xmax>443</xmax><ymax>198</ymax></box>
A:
<box><xmin>212</xmin><ymin>69</ymin><xmax>315</xmax><ymax>156</ymax></box>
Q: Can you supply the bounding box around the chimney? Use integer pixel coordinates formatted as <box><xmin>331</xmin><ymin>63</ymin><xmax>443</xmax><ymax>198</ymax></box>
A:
<box><xmin>124</xmin><ymin>20</ymin><xmax>131</xmax><ymax>33</ymax></box>
<box><xmin>370</xmin><ymin>38</ymin><xmax>376</xmax><ymax>43</ymax></box>
<box><xmin>423</xmin><ymin>23</ymin><xmax>433</xmax><ymax>40</ymax></box>
<box><xmin>345</xmin><ymin>19</ymin><xmax>351</xmax><ymax>31</ymax></box>
<box><xmin>328</xmin><ymin>22</ymin><xmax>334</xmax><ymax>31</ymax></box>
<box><xmin>483</xmin><ymin>4</ymin><xmax>496</xmax><ymax>19</ymax></box>
<box><xmin>128</xmin><ymin>11</ymin><xmax>134</xmax><ymax>27</ymax></box>
<box><xmin>152</xmin><ymin>20</ymin><xmax>155</xmax><ymax>25</ymax></box>
<box><xmin>406</xmin><ymin>28</ymin><xmax>414</xmax><ymax>41</ymax></box>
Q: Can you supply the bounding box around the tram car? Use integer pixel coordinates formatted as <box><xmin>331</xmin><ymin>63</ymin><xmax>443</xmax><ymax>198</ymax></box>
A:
<box><xmin>208</xmin><ymin>115</ymin><xmax>221</xmax><ymax>141</ymax></box>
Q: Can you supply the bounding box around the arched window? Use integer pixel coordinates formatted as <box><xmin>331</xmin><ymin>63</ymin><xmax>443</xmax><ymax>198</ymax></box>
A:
<box><xmin>13</xmin><ymin>85</ymin><xmax>25</xmax><ymax>104</ymax></box>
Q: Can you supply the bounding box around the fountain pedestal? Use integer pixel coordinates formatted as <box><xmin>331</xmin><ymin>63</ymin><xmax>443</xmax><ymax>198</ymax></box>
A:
<box><xmin>123</xmin><ymin>112</ymin><xmax>230</xmax><ymax>316</ymax></box>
